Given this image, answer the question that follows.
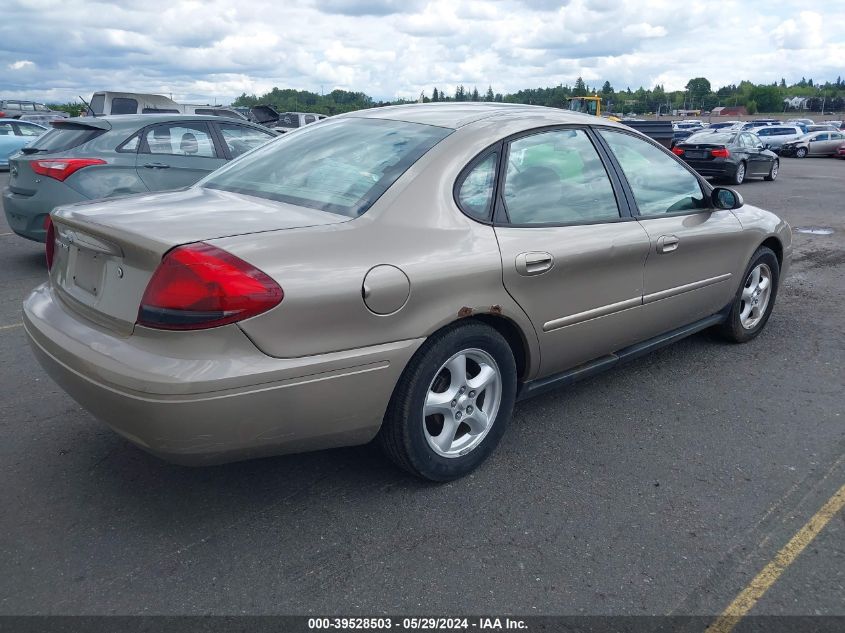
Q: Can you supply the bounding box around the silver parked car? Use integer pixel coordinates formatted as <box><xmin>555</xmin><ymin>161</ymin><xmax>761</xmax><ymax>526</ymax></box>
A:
<box><xmin>3</xmin><ymin>114</ymin><xmax>277</xmax><ymax>242</ymax></box>
<box><xmin>25</xmin><ymin>103</ymin><xmax>792</xmax><ymax>481</ymax></box>
<box><xmin>0</xmin><ymin>100</ymin><xmax>69</xmax><ymax>120</ymax></box>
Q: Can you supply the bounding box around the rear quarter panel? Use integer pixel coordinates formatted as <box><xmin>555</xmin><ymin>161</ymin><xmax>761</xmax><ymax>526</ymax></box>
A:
<box><xmin>216</xmin><ymin>125</ymin><xmax>543</xmax><ymax>377</ymax></box>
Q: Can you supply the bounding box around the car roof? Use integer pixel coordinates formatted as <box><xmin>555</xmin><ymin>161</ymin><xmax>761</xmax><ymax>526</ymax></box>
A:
<box><xmin>58</xmin><ymin>113</ymin><xmax>266</xmax><ymax>131</ymax></box>
<box><xmin>337</xmin><ymin>102</ymin><xmax>603</xmax><ymax>129</ymax></box>
<box><xmin>0</xmin><ymin>118</ymin><xmax>46</xmax><ymax>126</ymax></box>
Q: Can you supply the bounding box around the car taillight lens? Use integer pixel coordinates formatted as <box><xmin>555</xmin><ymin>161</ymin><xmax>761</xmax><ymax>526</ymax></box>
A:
<box><xmin>138</xmin><ymin>242</ymin><xmax>283</xmax><ymax>331</ymax></box>
<box><xmin>0</xmin><ymin>111</ymin><xmax>6</xmax><ymax>118</ymax></box>
<box><xmin>30</xmin><ymin>158</ymin><xmax>106</xmax><ymax>182</ymax></box>
<box><xmin>45</xmin><ymin>215</ymin><xmax>55</xmax><ymax>270</ymax></box>
<box><xmin>671</xmin><ymin>147</ymin><xmax>684</xmax><ymax>155</ymax></box>
<box><xmin>711</xmin><ymin>148</ymin><xmax>730</xmax><ymax>158</ymax></box>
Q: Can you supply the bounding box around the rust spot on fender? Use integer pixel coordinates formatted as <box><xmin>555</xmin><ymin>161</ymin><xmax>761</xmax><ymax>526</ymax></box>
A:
<box><xmin>458</xmin><ymin>306</ymin><xmax>474</xmax><ymax>318</ymax></box>
<box><xmin>490</xmin><ymin>304</ymin><xmax>502</xmax><ymax>315</ymax></box>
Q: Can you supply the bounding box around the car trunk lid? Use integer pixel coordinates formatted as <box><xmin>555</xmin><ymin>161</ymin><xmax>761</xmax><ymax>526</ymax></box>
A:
<box><xmin>49</xmin><ymin>186</ymin><xmax>349</xmax><ymax>335</ymax></box>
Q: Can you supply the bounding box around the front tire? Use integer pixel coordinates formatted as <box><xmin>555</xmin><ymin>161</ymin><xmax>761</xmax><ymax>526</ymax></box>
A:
<box><xmin>795</xmin><ymin>147</ymin><xmax>808</xmax><ymax>158</ymax></box>
<box><xmin>718</xmin><ymin>246</ymin><xmax>780</xmax><ymax>343</ymax></box>
<box><xmin>378</xmin><ymin>322</ymin><xmax>517</xmax><ymax>481</ymax></box>
<box><xmin>732</xmin><ymin>161</ymin><xmax>747</xmax><ymax>185</ymax></box>
<box><xmin>764</xmin><ymin>159</ymin><xmax>779</xmax><ymax>181</ymax></box>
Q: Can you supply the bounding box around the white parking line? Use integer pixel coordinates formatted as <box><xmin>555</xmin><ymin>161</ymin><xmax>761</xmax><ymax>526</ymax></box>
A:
<box><xmin>0</xmin><ymin>323</ymin><xmax>23</xmax><ymax>331</ymax></box>
<box><xmin>0</xmin><ymin>232</ymin><xmax>13</xmax><ymax>237</ymax></box>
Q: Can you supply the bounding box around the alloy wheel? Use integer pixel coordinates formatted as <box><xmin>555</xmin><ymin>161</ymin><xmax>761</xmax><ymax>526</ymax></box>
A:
<box><xmin>423</xmin><ymin>348</ymin><xmax>502</xmax><ymax>458</ymax></box>
<box><xmin>740</xmin><ymin>263</ymin><xmax>773</xmax><ymax>330</ymax></box>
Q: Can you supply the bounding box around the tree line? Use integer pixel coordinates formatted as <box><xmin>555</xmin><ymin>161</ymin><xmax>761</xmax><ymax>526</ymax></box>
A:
<box><xmin>229</xmin><ymin>76</ymin><xmax>845</xmax><ymax>116</ymax></box>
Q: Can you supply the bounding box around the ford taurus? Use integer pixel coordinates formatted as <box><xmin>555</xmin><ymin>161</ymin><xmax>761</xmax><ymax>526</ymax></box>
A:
<box><xmin>23</xmin><ymin>103</ymin><xmax>792</xmax><ymax>481</ymax></box>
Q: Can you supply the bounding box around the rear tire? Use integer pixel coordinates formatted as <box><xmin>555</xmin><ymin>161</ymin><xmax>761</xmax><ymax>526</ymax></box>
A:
<box><xmin>764</xmin><ymin>159</ymin><xmax>779</xmax><ymax>181</ymax></box>
<box><xmin>718</xmin><ymin>246</ymin><xmax>780</xmax><ymax>343</ymax></box>
<box><xmin>378</xmin><ymin>322</ymin><xmax>517</xmax><ymax>481</ymax></box>
<box><xmin>732</xmin><ymin>161</ymin><xmax>747</xmax><ymax>185</ymax></box>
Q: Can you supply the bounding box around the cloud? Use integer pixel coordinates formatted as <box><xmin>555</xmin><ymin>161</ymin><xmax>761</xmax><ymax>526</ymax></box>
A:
<box><xmin>0</xmin><ymin>0</ymin><xmax>842</xmax><ymax>105</ymax></box>
<box><xmin>8</xmin><ymin>60</ymin><xmax>35</xmax><ymax>70</ymax></box>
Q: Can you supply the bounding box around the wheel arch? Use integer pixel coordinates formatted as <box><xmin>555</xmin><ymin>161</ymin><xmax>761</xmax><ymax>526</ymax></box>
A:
<box><xmin>760</xmin><ymin>235</ymin><xmax>784</xmax><ymax>269</ymax></box>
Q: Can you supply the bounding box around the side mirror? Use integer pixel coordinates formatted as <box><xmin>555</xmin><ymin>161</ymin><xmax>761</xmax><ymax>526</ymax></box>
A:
<box><xmin>712</xmin><ymin>187</ymin><xmax>743</xmax><ymax>210</ymax></box>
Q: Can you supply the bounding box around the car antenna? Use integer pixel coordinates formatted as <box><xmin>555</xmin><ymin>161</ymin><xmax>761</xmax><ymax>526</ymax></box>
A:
<box><xmin>78</xmin><ymin>95</ymin><xmax>95</xmax><ymax>117</ymax></box>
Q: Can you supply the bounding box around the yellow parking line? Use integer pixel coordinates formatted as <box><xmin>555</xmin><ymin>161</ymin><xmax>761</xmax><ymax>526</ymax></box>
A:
<box><xmin>0</xmin><ymin>323</ymin><xmax>23</xmax><ymax>331</ymax></box>
<box><xmin>705</xmin><ymin>482</ymin><xmax>845</xmax><ymax>633</ymax></box>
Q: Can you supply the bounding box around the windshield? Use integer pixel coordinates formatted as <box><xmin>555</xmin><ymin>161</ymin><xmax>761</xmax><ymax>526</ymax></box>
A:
<box><xmin>202</xmin><ymin>117</ymin><xmax>452</xmax><ymax>217</ymax></box>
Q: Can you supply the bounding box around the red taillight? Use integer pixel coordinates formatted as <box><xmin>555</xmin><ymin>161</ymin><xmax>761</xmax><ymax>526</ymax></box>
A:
<box><xmin>30</xmin><ymin>158</ymin><xmax>106</xmax><ymax>182</ymax></box>
<box><xmin>0</xmin><ymin>111</ymin><xmax>6</xmax><ymax>118</ymax></box>
<box><xmin>137</xmin><ymin>242</ymin><xmax>283</xmax><ymax>331</ymax></box>
<box><xmin>711</xmin><ymin>148</ymin><xmax>730</xmax><ymax>158</ymax></box>
<box><xmin>45</xmin><ymin>216</ymin><xmax>56</xmax><ymax>270</ymax></box>
<box><xmin>671</xmin><ymin>147</ymin><xmax>685</xmax><ymax>155</ymax></box>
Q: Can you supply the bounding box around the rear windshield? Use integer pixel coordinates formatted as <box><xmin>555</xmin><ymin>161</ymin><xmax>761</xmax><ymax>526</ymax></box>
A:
<box><xmin>202</xmin><ymin>117</ymin><xmax>452</xmax><ymax>217</ymax></box>
<box><xmin>687</xmin><ymin>132</ymin><xmax>735</xmax><ymax>144</ymax></box>
<box><xmin>26</xmin><ymin>124</ymin><xmax>104</xmax><ymax>152</ymax></box>
<box><xmin>89</xmin><ymin>94</ymin><xmax>105</xmax><ymax>116</ymax></box>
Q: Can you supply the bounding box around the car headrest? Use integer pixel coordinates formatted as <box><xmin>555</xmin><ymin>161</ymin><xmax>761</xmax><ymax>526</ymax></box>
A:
<box><xmin>180</xmin><ymin>132</ymin><xmax>198</xmax><ymax>154</ymax></box>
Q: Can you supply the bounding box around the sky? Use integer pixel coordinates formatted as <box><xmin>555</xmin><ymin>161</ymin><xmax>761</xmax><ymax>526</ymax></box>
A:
<box><xmin>1</xmin><ymin>0</ymin><xmax>843</xmax><ymax>105</ymax></box>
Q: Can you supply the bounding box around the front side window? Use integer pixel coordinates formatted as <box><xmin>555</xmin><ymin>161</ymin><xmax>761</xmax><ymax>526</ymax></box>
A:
<box><xmin>599</xmin><ymin>129</ymin><xmax>706</xmax><ymax>216</ymax></box>
<box><xmin>456</xmin><ymin>152</ymin><xmax>498</xmax><ymax>221</ymax></box>
<box><xmin>143</xmin><ymin>122</ymin><xmax>217</xmax><ymax>157</ymax></box>
<box><xmin>110</xmin><ymin>98</ymin><xmax>138</xmax><ymax>115</ymax></box>
<box><xmin>502</xmin><ymin>129</ymin><xmax>619</xmax><ymax>225</ymax></box>
<box><xmin>304</xmin><ymin>115</ymin><xmax>316</xmax><ymax>124</ymax></box>
<box><xmin>202</xmin><ymin>117</ymin><xmax>451</xmax><ymax>217</ymax></box>
<box><xmin>217</xmin><ymin>123</ymin><xmax>275</xmax><ymax>158</ymax></box>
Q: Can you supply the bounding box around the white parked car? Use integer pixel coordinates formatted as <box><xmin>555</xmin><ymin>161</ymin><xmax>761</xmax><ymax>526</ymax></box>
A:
<box><xmin>748</xmin><ymin>125</ymin><xmax>806</xmax><ymax>152</ymax></box>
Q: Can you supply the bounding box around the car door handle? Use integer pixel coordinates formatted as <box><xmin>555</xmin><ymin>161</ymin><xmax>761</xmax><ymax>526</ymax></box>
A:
<box><xmin>143</xmin><ymin>162</ymin><xmax>170</xmax><ymax>169</ymax></box>
<box><xmin>516</xmin><ymin>252</ymin><xmax>554</xmax><ymax>276</ymax></box>
<box><xmin>656</xmin><ymin>235</ymin><xmax>680</xmax><ymax>254</ymax></box>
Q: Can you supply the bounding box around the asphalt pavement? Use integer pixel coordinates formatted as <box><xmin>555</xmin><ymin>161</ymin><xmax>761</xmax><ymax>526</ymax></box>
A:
<box><xmin>0</xmin><ymin>157</ymin><xmax>842</xmax><ymax>618</ymax></box>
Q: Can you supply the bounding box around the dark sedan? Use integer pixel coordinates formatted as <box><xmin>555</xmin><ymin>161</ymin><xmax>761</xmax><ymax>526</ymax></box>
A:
<box><xmin>672</xmin><ymin>131</ymin><xmax>778</xmax><ymax>185</ymax></box>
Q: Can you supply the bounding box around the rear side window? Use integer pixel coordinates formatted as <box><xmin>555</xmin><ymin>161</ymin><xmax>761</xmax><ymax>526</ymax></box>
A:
<box><xmin>142</xmin><ymin>122</ymin><xmax>217</xmax><ymax>158</ymax></box>
<box><xmin>304</xmin><ymin>115</ymin><xmax>316</xmax><ymax>124</ymax></box>
<box><xmin>110</xmin><ymin>98</ymin><xmax>138</xmax><ymax>115</ymax></box>
<box><xmin>217</xmin><ymin>123</ymin><xmax>275</xmax><ymax>158</ymax></box>
<box><xmin>202</xmin><ymin>117</ymin><xmax>451</xmax><ymax>217</ymax></box>
<box><xmin>503</xmin><ymin>129</ymin><xmax>619</xmax><ymax>225</ymax></box>
<box><xmin>599</xmin><ymin>129</ymin><xmax>706</xmax><ymax>216</ymax></box>
<box><xmin>25</xmin><ymin>124</ymin><xmax>105</xmax><ymax>152</ymax></box>
<box><xmin>0</xmin><ymin>122</ymin><xmax>14</xmax><ymax>136</ymax></box>
<box><xmin>142</xmin><ymin>107</ymin><xmax>180</xmax><ymax>114</ymax></box>
<box><xmin>278</xmin><ymin>113</ymin><xmax>300</xmax><ymax>128</ymax></box>
<box><xmin>456</xmin><ymin>152</ymin><xmax>498</xmax><ymax>221</ymax></box>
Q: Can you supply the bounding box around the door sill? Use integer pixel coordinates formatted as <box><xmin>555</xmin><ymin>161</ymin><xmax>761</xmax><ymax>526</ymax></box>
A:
<box><xmin>517</xmin><ymin>311</ymin><xmax>728</xmax><ymax>402</ymax></box>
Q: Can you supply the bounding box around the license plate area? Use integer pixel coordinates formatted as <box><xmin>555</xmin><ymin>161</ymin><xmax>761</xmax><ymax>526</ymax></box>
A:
<box><xmin>685</xmin><ymin>150</ymin><xmax>707</xmax><ymax>159</ymax></box>
<box><xmin>72</xmin><ymin>248</ymin><xmax>104</xmax><ymax>296</ymax></box>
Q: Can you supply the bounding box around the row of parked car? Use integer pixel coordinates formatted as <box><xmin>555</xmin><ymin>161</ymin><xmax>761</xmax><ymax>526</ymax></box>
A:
<box><xmin>671</xmin><ymin>117</ymin><xmax>845</xmax><ymax>157</ymax></box>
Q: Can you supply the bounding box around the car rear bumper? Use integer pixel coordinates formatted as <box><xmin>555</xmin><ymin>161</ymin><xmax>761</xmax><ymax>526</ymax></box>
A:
<box><xmin>23</xmin><ymin>282</ymin><xmax>422</xmax><ymax>465</ymax></box>
<box><xmin>3</xmin><ymin>183</ymin><xmax>87</xmax><ymax>242</ymax></box>
<box><xmin>681</xmin><ymin>159</ymin><xmax>737</xmax><ymax>178</ymax></box>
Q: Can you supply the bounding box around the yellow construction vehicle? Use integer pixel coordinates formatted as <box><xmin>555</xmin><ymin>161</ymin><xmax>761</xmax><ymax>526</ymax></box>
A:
<box><xmin>568</xmin><ymin>95</ymin><xmax>612</xmax><ymax>118</ymax></box>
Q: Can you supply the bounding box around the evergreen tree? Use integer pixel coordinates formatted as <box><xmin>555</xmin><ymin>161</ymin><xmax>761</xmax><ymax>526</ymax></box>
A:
<box><xmin>573</xmin><ymin>76</ymin><xmax>587</xmax><ymax>97</ymax></box>
<box><xmin>485</xmin><ymin>85</ymin><xmax>494</xmax><ymax>102</ymax></box>
<box><xmin>471</xmin><ymin>86</ymin><xmax>480</xmax><ymax>101</ymax></box>
<box><xmin>432</xmin><ymin>87</ymin><xmax>439</xmax><ymax>102</ymax></box>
